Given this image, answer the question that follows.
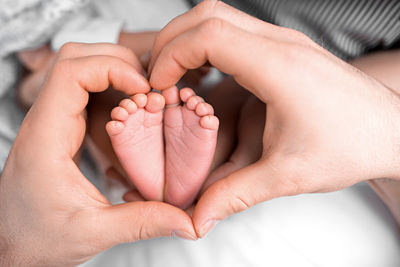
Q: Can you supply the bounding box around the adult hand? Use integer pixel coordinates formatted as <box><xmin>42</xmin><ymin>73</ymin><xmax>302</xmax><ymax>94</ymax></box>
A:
<box><xmin>148</xmin><ymin>0</ymin><xmax>400</xmax><ymax>237</ymax></box>
<box><xmin>0</xmin><ymin>43</ymin><xmax>196</xmax><ymax>266</ymax></box>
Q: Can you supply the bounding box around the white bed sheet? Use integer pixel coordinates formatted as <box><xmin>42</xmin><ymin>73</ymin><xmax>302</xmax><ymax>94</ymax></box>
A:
<box><xmin>81</xmin><ymin>182</ymin><xmax>400</xmax><ymax>267</ymax></box>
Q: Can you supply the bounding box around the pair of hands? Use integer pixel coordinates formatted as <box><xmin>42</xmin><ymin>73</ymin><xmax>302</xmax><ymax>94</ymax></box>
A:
<box><xmin>2</xmin><ymin>1</ymin><xmax>400</xmax><ymax>265</ymax></box>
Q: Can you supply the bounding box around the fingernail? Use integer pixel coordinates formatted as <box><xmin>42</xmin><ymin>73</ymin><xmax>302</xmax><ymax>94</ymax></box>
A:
<box><xmin>171</xmin><ymin>230</ymin><xmax>197</xmax><ymax>241</ymax></box>
<box><xmin>199</xmin><ymin>219</ymin><xmax>219</xmax><ymax>238</ymax></box>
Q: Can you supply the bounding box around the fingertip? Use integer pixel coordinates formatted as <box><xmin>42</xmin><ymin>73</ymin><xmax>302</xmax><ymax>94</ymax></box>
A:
<box><xmin>149</xmin><ymin>62</ymin><xmax>187</xmax><ymax>91</ymax></box>
<box><xmin>192</xmin><ymin>164</ymin><xmax>260</xmax><ymax>237</ymax></box>
<box><xmin>109</xmin><ymin>61</ymin><xmax>150</xmax><ymax>95</ymax></box>
<box><xmin>133</xmin><ymin>73</ymin><xmax>152</xmax><ymax>94</ymax></box>
<box><xmin>192</xmin><ymin>179</ymin><xmax>227</xmax><ymax>237</ymax></box>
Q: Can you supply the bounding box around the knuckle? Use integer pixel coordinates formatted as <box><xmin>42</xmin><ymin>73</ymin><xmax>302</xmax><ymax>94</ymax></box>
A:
<box><xmin>115</xmin><ymin>44</ymin><xmax>136</xmax><ymax>61</ymax></box>
<box><xmin>200</xmin><ymin>18</ymin><xmax>226</xmax><ymax>39</ymax></box>
<box><xmin>193</xmin><ymin>0</ymin><xmax>221</xmax><ymax>18</ymax></box>
<box><xmin>276</xmin><ymin>40</ymin><xmax>310</xmax><ymax>67</ymax></box>
<box><xmin>59</xmin><ymin>42</ymin><xmax>81</xmax><ymax>57</ymax></box>
<box><xmin>216</xmin><ymin>180</ymin><xmax>252</xmax><ymax>214</ymax></box>
<box><xmin>287</xmin><ymin>28</ymin><xmax>307</xmax><ymax>40</ymax></box>
<box><xmin>134</xmin><ymin>205</ymin><xmax>155</xmax><ymax>240</ymax></box>
<box><xmin>232</xmin><ymin>195</ymin><xmax>251</xmax><ymax>213</ymax></box>
<box><xmin>287</xmin><ymin>28</ymin><xmax>317</xmax><ymax>47</ymax></box>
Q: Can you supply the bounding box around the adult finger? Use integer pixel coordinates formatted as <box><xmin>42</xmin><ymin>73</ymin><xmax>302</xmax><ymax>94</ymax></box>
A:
<box><xmin>150</xmin><ymin>19</ymin><xmax>284</xmax><ymax>102</ymax></box>
<box><xmin>22</xmin><ymin>55</ymin><xmax>150</xmax><ymax>161</ymax></box>
<box><xmin>83</xmin><ymin>202</ymin><xmax>197</xmax><ymax>250</ymax></box>
<box><xmin>192</xmin><ymin>158</ymin><xmax>298</xmax><ymax>237</ymax></box>
<box><xmin>58</xmin><ymin>42</ymin><xmax>145</xmax><ymax>74</ymax></box>
<box><xmin>149</xmin><ymin>0</ymin><xmax>307</xmax><ymax>72</ymax></box>
<box><xmin>123</xmin><ymin>190</ymin><xmax>196</xmax><ymax>218</ymax></box>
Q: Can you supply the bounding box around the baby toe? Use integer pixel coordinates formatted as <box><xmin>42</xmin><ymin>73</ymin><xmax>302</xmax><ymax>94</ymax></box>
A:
<box><xmin>146</xmin><ymin>92</ymin><xmax>165</xmax><ymax>113</ymax></box>
<box><xmin>180</xmin><ymin>87</ymin><xmax>196</xmax><ymax>102</ymax></box>
<box><xmin>106</xmin><ymin>120</ymin><xmax>125</xmax><ymax>136</ymax></box>
<box><xmin>131</xmin><ymin>93</ymin><xmax>147</xmax><ymax>108</ymax></box>
<box><xmin>200</xmin><ymin>115</ymin><xmax>219</xmax><ymax>130</ymax></box>
<box><xmin>195</xmin><ymin>102</ymin><xmax>214</xmax><ymax>117</ymax></box>
<box><xmin>111</xmin><ymin>106</ymin><xmax>129</xmax><ymax>121</ymax></box>
<box><xmin>119</xmin><ymin>99</ymin><xmax>137</xmax><ymax>114</ymax></box>
<box><xmin>162</xmin><ymin>86</ymin><xmax>180</xmax><ymax>105</ymax></box>
<box><xmin>186</xmin><ymin>96</ymin><xmax>204</xmax><ymax>111</ymax></box>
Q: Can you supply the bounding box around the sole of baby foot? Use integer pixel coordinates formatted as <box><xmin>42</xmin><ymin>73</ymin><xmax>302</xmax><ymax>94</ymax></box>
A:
<box><xmin>106</xmin><ymin>92</ymin><xmax>165</xmax><ymax>201</ymax></box>
<box><xmin>163</xmin><ymin>86</ymin><xmax>219</xmax><ymax>209</ymax></box>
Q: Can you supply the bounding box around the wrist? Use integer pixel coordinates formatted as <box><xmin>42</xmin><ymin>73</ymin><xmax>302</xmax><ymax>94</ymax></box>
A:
<box><xmin>358</xmin><ymin>77</ymin><xmax>400</xmax><ymax>182</ymax></box>
<box><xmin>350</xmin><ymin>53</ymin><xmax>400</xmax><ymax>181</ymax></box>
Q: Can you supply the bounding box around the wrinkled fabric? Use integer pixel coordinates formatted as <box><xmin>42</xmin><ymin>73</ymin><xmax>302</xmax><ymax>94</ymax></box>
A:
<box><xmin>0</xmin><ymin>0</ymin><xmax>91</xmax><ymax>170</ymax></box>
<box><xmin>191</xmin><ymin>0</ymin><xmax>400</xmax><ymax>60</ymax></box>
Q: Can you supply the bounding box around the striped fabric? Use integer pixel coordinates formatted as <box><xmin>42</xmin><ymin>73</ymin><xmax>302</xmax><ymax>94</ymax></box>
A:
<box><xmin>189</xmin><ymin>0</ymin><xmax>400</xmax><ymax>60</ymax></box>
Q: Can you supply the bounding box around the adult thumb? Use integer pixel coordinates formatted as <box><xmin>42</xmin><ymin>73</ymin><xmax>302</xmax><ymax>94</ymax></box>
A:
<box><xmin>192</xmin><ymin>158</ymin><xmax>296</xmax><ymax>237</ymax></box>
<box><xmin>94</xmin><ymin>201</ymin><xmax>197</xmax><ymax>248</ymax></box>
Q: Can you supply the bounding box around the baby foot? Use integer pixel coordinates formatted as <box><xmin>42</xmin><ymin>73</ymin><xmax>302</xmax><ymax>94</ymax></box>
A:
<box><xmin>106</xmin><ymin>93</ymin><xmax>165</xmax><ymax>201</ymax></box>
<box><xmin>163</xmin><ymin>86</ymin><xmax>219</xmax><ymax>209</ymax></box>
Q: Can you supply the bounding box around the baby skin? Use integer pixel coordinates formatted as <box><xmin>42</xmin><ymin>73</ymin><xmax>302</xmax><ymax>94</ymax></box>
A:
<box><xmin>106</xmin><ymin>86</ymin><xmax>219</xmax><ymax>209</ymax></box>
